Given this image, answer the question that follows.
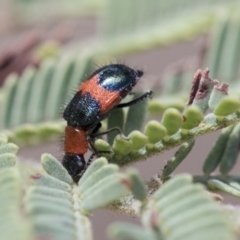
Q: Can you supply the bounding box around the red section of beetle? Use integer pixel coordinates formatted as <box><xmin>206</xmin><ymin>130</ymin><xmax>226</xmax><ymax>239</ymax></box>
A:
<box><xmin>64</xmin><ymin>126</ymin><xmax>88</xmax><ymax>155</ymax></box>
<box><xmin>79</xmin><ymin>75</ymin><xmax>122</xmax><ymax>114</ymax></box>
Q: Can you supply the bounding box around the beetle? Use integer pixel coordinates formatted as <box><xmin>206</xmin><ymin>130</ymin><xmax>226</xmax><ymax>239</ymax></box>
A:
<box><xmin>62</xmin><ymin>64</ymin><xmax>152</xmax><ymax>182</ymax></box>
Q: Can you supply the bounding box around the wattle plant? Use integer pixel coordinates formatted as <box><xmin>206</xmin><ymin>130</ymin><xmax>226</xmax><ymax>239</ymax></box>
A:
<box><xmin>0</xmin><ymin>134</ymin><xmax>237</xmax><ymax>240</ymax></box>
<box><xmin>0</xmin><ymin>65</ymin><xmax>240</xmax><ymax>239</ymax></box>
<box><xmin>1</xmin><ymin>1</ymin><xmax>240</xmax><ymax>239</ymax></box>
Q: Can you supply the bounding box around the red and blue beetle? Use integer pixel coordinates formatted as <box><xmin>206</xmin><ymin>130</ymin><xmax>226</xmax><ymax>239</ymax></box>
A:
<box><xmin>62</xmin><ymin>64</ymin><xmax>152</xmax><ymax>182</ymax></box>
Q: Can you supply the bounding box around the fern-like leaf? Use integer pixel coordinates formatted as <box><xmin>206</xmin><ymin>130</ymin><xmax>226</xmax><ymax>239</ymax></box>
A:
<box><xmin>109</xmin><ymin>174</ymin><xmax>235</xmax><ymax>240</ymax></box>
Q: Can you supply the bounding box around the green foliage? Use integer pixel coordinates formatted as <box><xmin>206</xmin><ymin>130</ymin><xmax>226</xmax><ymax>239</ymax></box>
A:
<box><xmin>128</xmin><ymin>131</ymin><xmax>148</xmax><ymax>151</ymax></box>
<box><xmin>207</xmin><ymin>14</ymin><xmax>240</xmax><ymax>82</ymax></box>
<box><xmin>157</xmin><ymin>14</ymin><xmax>240</xmax><ymax>203</ymax></box>
<box><xmin>126</xmin><ymin>169</ymin><xmax>147</xmax><ymax>203</ymax></box>
<box><xmin>0</xmin><ymin>135</ymin><xmax>149</xmax><ymax>239</ymax></box>
<box><xmin>94</xmin><ymin>70</ymin><xmax>240</xmax><ymax>167</ymax></box>
<box><xmin>0</xmin><ymin>134</ymin><xmax>238</xmax><ymax>239</ymax></box>
<box><xmin>144</xmin><ymin>120</ymin><xmax>167</xmax><ymax>144</ymax></box>
<box><xmin>0</xmin><ymin>54</ymin><xmax>93</xmax><ymax>145</ymax></box>
<box><xmin>214</xmin><ymin>96</ymin><xmax>240</xmax><ymax>116</ymax></box>
<box><xmin>0</xmin><ymin>134</ymin><xmax>18</xmax><ymax>168</ymax></box>
<box><xmin>202</xmin><ymin>125</ymin><xmax>234</xmax><ymax>176</ymax></box>
<box><xmin>0</xmin><ymin>135</ymin><xmax>32</xmax><ymax>240</ymax></box>
<box><xmin>1</xmin><ymin>1</ymin><xmax>240</xmax><ymax>239</ymax></box>
<box><xmin>100</xmin><ymin>0</ymin><xmax>237</xmax><ymax>55</ymax></box>
<box><xmin>0</xmin><ymin>169</ymin><xmax>33</xmax><ymax>240</ymax></box>
<box><xmin>161</xmin><ymin>139</ymin><xmax>195</xmax><ymax>181</ymax></box>
<box><xmin>1</xmin><ymin>1</ymin><xmax>239</xmax><ymax>146</ymax></box>
<box><xmin>161</xmin><ymin>14</ymin><xmax>240</xmax><ymax>96</ymax></box>
<box><xmin>109</xmin><ymin>175</ymin><xmax>235</xmax><ymax>240</ymax></box>
<box><xmin>202</xmin><ymin>123</ymin><xmax>240</xmax><ymax>179</ymax></box>
<box><xmin>106</xmin><ymin>91</ymin><xmax>150</xmax><ymax>145</ymax></box>
<box><xmin>107</xmin><ymin>108</ymin><xmax>125</xmax><ymax>144</ymax></box>
<box><xmin>161</xmin><ymin>108</ymin><xmax>183</xmax><ymax>135</ymax></box>
<box><xmin>41</xmin><ymin>153</ymin><xmax>73</xmax><ymax>184</ymax></box>
<box><xmin>0</xmin><ymin>55</ymin><xmax>93</xmax><ymax>129</ymax></box>
<box><xmin>148</xmin><ymin>98</ymin><xmax>185</xmax><ymax>114</ymax></box>
<box><xmin>182</xmin><ymin>106</ymin><xmax>203</xmax><ymax>130</ymax></box>
<box><xmin>14</xmin><ymin>0</ymin><xmax>104</xmax><ymax>24</ymax></box>
<box><xmin>208</xmin><ymin>179</ymin><xmax>240</xmax><ymax>198</ymax></box>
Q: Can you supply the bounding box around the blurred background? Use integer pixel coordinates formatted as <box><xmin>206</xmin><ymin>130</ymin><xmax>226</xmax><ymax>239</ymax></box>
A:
<box><xmin>1</xmin><ymin>1</ymin><xmax>240</xmax><ymax>239</ymax></box>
